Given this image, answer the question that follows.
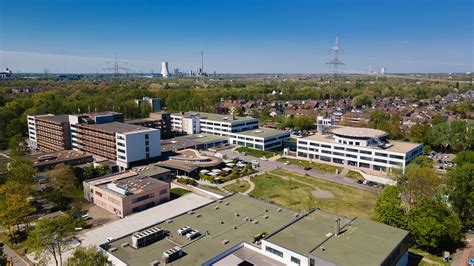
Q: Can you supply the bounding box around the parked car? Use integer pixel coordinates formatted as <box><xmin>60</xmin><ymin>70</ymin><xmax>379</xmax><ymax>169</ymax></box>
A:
<box><xmin>284</xmin><ymin>161</ymin><xmax>290</xmax><ymax>165</ymax></box>
<box><xmin>260</xmin><ymin>156</ymin><xmax>268</xmax><ymax>161</ymax></box>
<box><xmin>356</xmin><ymin>179</ymin><xmax>364</xmax><ymax>184</ymax></box>
<box><xmin>82</xmin><ymin>213</ymin><xmax>91</xmax><ymax>220</ymax></box>
<box><xmin>304</xmin><ymin>167</ymin><xmax>312</xmax><ymax>171</ymax></box>
<box><xmin>106</xmin><ymin>237</ymin><xmax>114</xmax><ymax>242</ymax></box>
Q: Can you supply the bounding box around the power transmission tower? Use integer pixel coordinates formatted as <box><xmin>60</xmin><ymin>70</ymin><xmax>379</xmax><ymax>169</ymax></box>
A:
<box><xmin>103</xmin><ymin>53</ymin><xmax>130</xmax><ymax>77</ymax></box>
<box><xmin>326</xmin><ymin>36</ymin><xmax>345</xmax><ymax>76</ymax></box>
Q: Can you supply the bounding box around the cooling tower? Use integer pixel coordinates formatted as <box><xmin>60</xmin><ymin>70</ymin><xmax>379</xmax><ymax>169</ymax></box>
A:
<box><xmin>161</xmin><ymin>62</ymin><xmax>170</xmax><ymax>78</ymax></box>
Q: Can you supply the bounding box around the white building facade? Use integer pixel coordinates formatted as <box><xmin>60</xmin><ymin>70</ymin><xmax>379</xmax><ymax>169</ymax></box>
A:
<box><xmin>297</xmin><ymin>127</ymin><xmax>423</xmax><ymax>172</ymax></box>
<box><xmin>170</xmin><ymin>112</ymin><xmax>289</xmax><ymax>151</ymax></box>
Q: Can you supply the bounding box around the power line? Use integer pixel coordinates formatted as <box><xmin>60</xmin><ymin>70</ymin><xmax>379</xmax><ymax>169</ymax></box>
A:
<box><xmin>103</xmin><ymin>53</ymin><xmax>130</xmax><ymax>76</ymax></box>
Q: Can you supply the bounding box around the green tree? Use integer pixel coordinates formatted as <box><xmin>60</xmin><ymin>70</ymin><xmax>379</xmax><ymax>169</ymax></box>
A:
<box><xmin>351</xmin><ymin>94</ymin><xmax>372</xmax><ymax>108</ymax></box>
<box><xmin>400</xmin><ymin>166</ymin><xmax>441</xmax><ymax>211</ymax></box>
<box><xmin>8</xmin><ymin>134</ymin><xmax>28</xmax><ymax>156</ymax></box>
<box><xmin>48</xmin><ymin>165</ymin><xmax>79</xmax><ymax>209</ymax></box>
<box><xmin>446</xmin><ymin>163</ymin><xmax>474</xmax><ymax>226</ymax></box>
<box><xmin>408</xmin><ymin>124</ymin><xmax>429</xmax><ymax>143</ymax></box>
<box><xmin>26</xmin><ymin>214</ymin><xmax>84</xmax><ymax>266</ymax></box>
<box><xmin>374</xmin><ymin>186</ymin><xmax>406</xmax><ymax>228</ymax></box>
<box><xmin>411</xmin><ymin>155</ymin><xmax>434</xmax><ymax>168</ymax></box>
<box><xmin>65</xmin><ymin>246</ymin><xmax>109</xmax><ymax>266</ymax></box>
<box><xmin>7</xmin><ymin>157</ymin><xmax>36</xmax><ymax>184</ymax></box>
<box><xmin>0</xmin><ymin>181</ymin><xmax>35</xmax><ymax>233</ymax></box>
<box><xmin>407</xmin><ymin>199</ymin><xmax>462</xmax><ymax>253</ymax></box>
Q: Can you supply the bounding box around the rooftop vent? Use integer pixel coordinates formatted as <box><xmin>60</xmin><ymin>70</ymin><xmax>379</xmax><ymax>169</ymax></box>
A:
<box><xmin>196</xmin><ymin>213</ymin><xmax>202</xmax><ymax>218</ymax></box>
<box><xmin>252</xmin><ymin>220</ymin><xmax>259</xmax><ymax>224</ymax></box>
<box><xmin>234</xmin><ymin>213</ymin><xmax>240</xmax><ymax>217</ymax></box>
<box><xmin>214</xmin><ymin>206</ymin><xmax>220</xmax><ymax>210</ymax></box>
<box><xmin>162</xmin><ymin>246</ymin><xmax>183</xmax><ymax>263</ymax></box>
<box><xmin>109</xmin><ymin>247</ymin><xmax>118</xmax><ymax>252</ymax></box>
<box><xmin>276</xmin><ymin>208</ymin><xmax>282</xmax><ymax>212</ymax></box>
<box><xmin>178</xmin><ymin>226</ymin><xmax>191</xmax><ymax>236</ymax></box>
<box><xmin>254</xmin><ymin>130</ymin><xmax>263</xmax><ymax>134</ymax></box>
<box><xmin>221</xmin><ymin>239</ymin><xmax>230</xmax><ymax>245</ymax></box>
<box><xmin>263</xmin><ymin>215</ymin><xmax>269</xmax><ymax>219</ymax></box>
<box><xmin>121</xmin><ymin>242</ymin><xmax>129</xmax><ymax>248</ymax></box>
<box><xmin>188</xmin><ymin>211</ymin><xmax>195</xmax><ymax>215</ymax></box>
<box><xmin>131</xmin><ymin>226</ymin><xmax>165</xmax><ymax>249</ymax></box>
<box><xmin>224</xmin><ymin>202</ymin><xmax>229</xmax><ymax>206</ymax></box>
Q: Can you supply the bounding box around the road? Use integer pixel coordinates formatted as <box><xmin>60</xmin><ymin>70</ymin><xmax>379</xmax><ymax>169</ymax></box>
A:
<box><xmin>205</xmin><ymin>148</ymin><xmax>377</xmax><ymax>192</ymax></box>
<box><xmin>2</xmin><ymin>243</ymin><xmax>30</xmax><ymax>266</ymax></box>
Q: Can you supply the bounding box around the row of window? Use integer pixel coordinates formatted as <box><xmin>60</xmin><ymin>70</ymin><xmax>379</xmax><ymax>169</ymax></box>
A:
<box><xmin>265</xmin><ymin>246</ymin><xmax>300</xmax><ymax>265</ymax></box>
<box><xmin>298</xmin><ymin>142</ymin><xmax>405</xmax><ymax>159</ymax></box>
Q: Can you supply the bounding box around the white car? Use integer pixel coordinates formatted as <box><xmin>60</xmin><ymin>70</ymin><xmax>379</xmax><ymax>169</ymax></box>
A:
<box><xmin>260</xmin><ymin>157</ymin><xmax>268</xmax><ymax>161</ymax></box>
<box><xmin>284</xmin><ymin>161</ymin><xmax>290</xmax><ymax>165</ymax></box>
<box><xmin>106</xmin><ymin>237</ymin><xmax>115</xmax><ymax>242</ymax></box>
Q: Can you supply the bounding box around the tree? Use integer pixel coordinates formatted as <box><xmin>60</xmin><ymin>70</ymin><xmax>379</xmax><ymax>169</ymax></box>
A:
<box><xmin>446</xmin><ymin>163</ymin><xmax>474</xmax><ymax>226</ymax></box>
<box><xmin>411</xmin><ymin>155</ymin><xmax>434</xmax><ymax>168</ymax></box>
<box><xmin>408</xmin><ymin>124</ymin><xmax>429</xmax><ymax>143</ymax></box>
<box><xmin>7</xmin><ymin>157</ymin><xmax>36</xmax><ymax>184</ymax></box>
<box><xmin>26</xmin><ymin>214</ymin><xmax>84</xmax><ymax>266</ymax></box>
<box><xmin>8</xmin><ymin>134</ymin><xmax>28</xmax><ymax>156</ymax></box>
<box><xmin>0</xmin><ymin>181</ymin><xmax>35</xmax><ymax>233</ymax></box>
<box><xmin>48</xmin><ymin>165</ymin><xmax>79</xmax><ymax>209</ymax></box>
<box><xmin>374</xmin><ymin>186</ymin><xmax>406</xmax><ymax>228</ymax></box>
<box><xmin>351</xmin><ymin>94</ymin><xmax>372</xmax><ymax>109</ymax></box>
<box><xmin>400</xmin><ymin>166</ymin><xmax>441</xmax><ymax>211</ymax></box>
<box><xmin>65</xmin><ymin>246</ymin><xmax>109</xmax><ymax>266</ymax></box>
<box><xmin>407</xmin><ymin>199</ymin><xmax>462</xmax><ymax>253</ymax></box>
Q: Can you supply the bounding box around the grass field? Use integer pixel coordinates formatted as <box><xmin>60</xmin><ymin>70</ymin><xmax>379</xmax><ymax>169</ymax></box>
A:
<box><xmin>409</xmin><ymin>248</ymin><xmax>447</xmax><ymax>265</ymax></box>
<box><xmin>279</xmin><ymin>157</ymin><xmax>343</xmax><ymax>174</ymax></box>
<box><xmin>250</xmin><ymin>169</ymin><xmax>377</xmax><ymax>218</ymax></box>
<box><xmin>170</xmin><ymin>188</ymin><xmax>191</xmax><ymax>199</ymax></box>
<box><xmin>224</xmin><ymin>180</ymin><xmax>250</xmax><ymax>193</ymax></box>
<box><xmin>347</xmin><ymin>170</ymin><xmax>364</xmax><ymax>180</ymax></box>
<box><xmin>235</xmin><ymin>147</ymin><xmax>277</xmax><ymax>158</ymax></box>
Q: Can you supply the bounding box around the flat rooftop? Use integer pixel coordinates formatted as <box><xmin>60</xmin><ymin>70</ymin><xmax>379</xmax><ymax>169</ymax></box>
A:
<box><xmin>132</xmin><ymin>165</ymin><xmax>171</xmax><ymax>177</ymax></box>
<box><xmin>310</xmin><ymin>217</ymin><xmax>409</xmax><ymax>265</ymax></box>
<box><xmin>301</xmin><ymin>134</ymin><xmax>422</xmax><ymax>153</ymax></box>
<box><xmin>36</xmin><ymin>114</ymin><xmax>70</xmax><ymax>123</ymax></box>
<box><xmin>98</xmin><ymin>175</ymin><xmax>168</xmax><ymax>196</ymax></box>
<box><xmin>102</xmin><ymin>194</ymin><xmax>297</xmax><ymax>266</ymax></box>
<box><xmin>331</xmin><ymin>126</ymin><xmax>388</xmax><ymax>139</ymax></box>
<box><xmin>86</xmin><ymin>122</ymin><xmax>156</xmax><ymax>134</ymax></box>
<box><xmin>173</xmin><ymin>112</ymin><xmax>258</xmax><ymax>124</ymax></box>
<box><xmin>237</xmin><ymin>128</ymin><xmax>290</xmax><ymax>139</ymax></box>
<box><xmin>266</xmin><ymin>209</ymin><xmax>408</xmax><ymax>265</ymax></box>
<box><xmin>161</xmin><ymin>134</ymin><xmax>227</xmax><ymax>153</ymax></box>
<box><xmin>23</xmin><ymin>150</ymin><xmax>92</xmax><ymax>167</ymax></box>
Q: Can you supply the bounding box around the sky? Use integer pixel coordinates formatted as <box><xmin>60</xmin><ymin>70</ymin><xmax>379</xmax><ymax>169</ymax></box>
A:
<box><xmin>0</xmin><ymin>0</ymin><xmax>472</xmax><ymax>74</ymax></box>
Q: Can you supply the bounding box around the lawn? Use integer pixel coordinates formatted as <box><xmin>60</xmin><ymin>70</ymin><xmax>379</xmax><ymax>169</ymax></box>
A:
<box><xmin>250</xmin><ymin>169</ymin><xmax>377</xmax><ymax>218</ymax></box>
<box><xmin>279</xmin><ymin>157</ymin><xmax>343</xmax><ymax>174</ymax></box>
<box><xmin>224</xmin><ymin>180</ymin><xmax>250</xmax><ymax>193</ymax></box>
<box><xmin>170</xmin><ymin>188</ymin><xmax>191</xmax><ymax>199</ymax></box>
<box><xmin>347</xmin><ymin>170</ymin><xmax>364</xmax><ymax>180</ymax></box>
<box><xmin>236</xmin><ymin>147</ymin><xmax>277</xmax><ymax>158</ymax></box>
<box><xmin>409</xmin><ymin>248</ymin><xmax>447</xmax><ymax>265</ymax></box>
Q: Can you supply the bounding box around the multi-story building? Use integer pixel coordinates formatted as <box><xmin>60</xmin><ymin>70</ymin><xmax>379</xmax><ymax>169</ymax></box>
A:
<box><xmin>27</xmin><ymin>114</ymin><xmax>72</xmax><ymax>152</ymax></box>
<box><xmin>125</xmin><ymin>111</ymin><xmax>172</xmax><ymax>139</ymax></box>
<box><xmin>28</xmin><ymin>112</ymin><xmax>162</xmax><ymax>170</ymax></box>
<box><xmin>296</xmin><ymin>126</ymin><xmax>423</xmax><ymax>172</ymax></box>
<box><xmin>71</xmin><ymin>122</ymin><xmax>161</xmax><ymax>170</ymax></box>
<box><xmin>135</xmin><ymin>97</ymin><xmax>162</xmax><ymax>112</ymax></box>
<box><xmin>171</xmin><ymin>112</ymin><xmax>289</xmax><ymax>151</ymax></box>
<box><xmin>83</xmin><ymin>170</ymin><xmax>170</xmax><ymax>218</ymax></box>
<box><xmin>101</xmin><ymin>194</ymin><xmax>409</xmax><ymax>266</ymax></box>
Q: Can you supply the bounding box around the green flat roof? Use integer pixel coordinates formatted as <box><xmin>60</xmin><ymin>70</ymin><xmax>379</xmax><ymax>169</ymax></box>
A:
<box><xmin>237</xmin><ymin>128</ymin><xmax>290</xmax><ymax>138</ymax></box>
<box><xmin>173</xmin><ymin>112</ymin><xmax>258</xmax><ymax>123</ymax></box>
<box><xmin>265</xmin><ymin>209</ymin><xmax>409</xmax><ymax>266</ymax></box>
<box><xmin>310</xmin><ymin>218</ymin><xmax>408</xmax><ymax>265</ymax></box>
<box><xmin>188</xmin><ymin>134</ymin><xmax>228</xmax><ymax>143</ymax></box>
<box><xmin>104</xmin><ymin>194</ymin><xmax>297</xmax><ymax>265</ymax></box>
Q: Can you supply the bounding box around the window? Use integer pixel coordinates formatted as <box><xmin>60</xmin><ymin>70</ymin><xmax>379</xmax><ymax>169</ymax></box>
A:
<box><xmin>265</xmin><ymin>246</ymin><xmax>283</xmax><ymax>257</ymax></box>
<box><xmin>375</xmin><ymin>152</ymin><xmax>387</xmax><ymax>157</ymax></box>
<box><xmin>299</xmin><ymin>141</ymin><xmax>308</xmax><ymax>145</ymax></box>
<box><xmin>159</xmin><ymin>189</ymin><xmax>168</xmax><ymax>195</ymax></box>
<box><xmin>374</xmin><ymin>158</ymin><xmax>387</xmax><ymax>163</ymax></box>
<box><xmin>321</xmin><ymin>144</ymin><xmax>331</xmax><ymax>148</ymax></box>
<box><xmin>334</xmin><ymin>146</ymin><xmax>345</xmax><ymax>150</ymax></box>
<box><xmin>390</xmin><ymin>154</ymin><xmax>404</xmax><ymax>160</ymax></box>
<box><xmin>145</xmin><ymin>134</ymin><xmax>149</xmax><ymax>139</ymax></box>
<box><xmin>291</xmin><ymin>256</ymin><xmax>301</xmax><ymax>265</ymax></box>
<box><xmin>347</xmin><ymin>148</ymin><xmax>359</xmax><ymax>153</ymax></box>
<box><xmin>360</xmin><ymin>149</ymin><xmax>372</xmax><ymax>155</ymax></box>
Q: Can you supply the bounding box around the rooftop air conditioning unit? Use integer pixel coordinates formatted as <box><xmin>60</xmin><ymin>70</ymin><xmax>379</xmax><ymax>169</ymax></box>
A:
<box><xmin>162</xmin><ymin>246</ymin><xmax>183</xmax><ymax>263</ymax></box>
<box><xmin>131</xmin><ymin>226</ymin><xmax>165</xmax><ymax>249</ymax></box>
